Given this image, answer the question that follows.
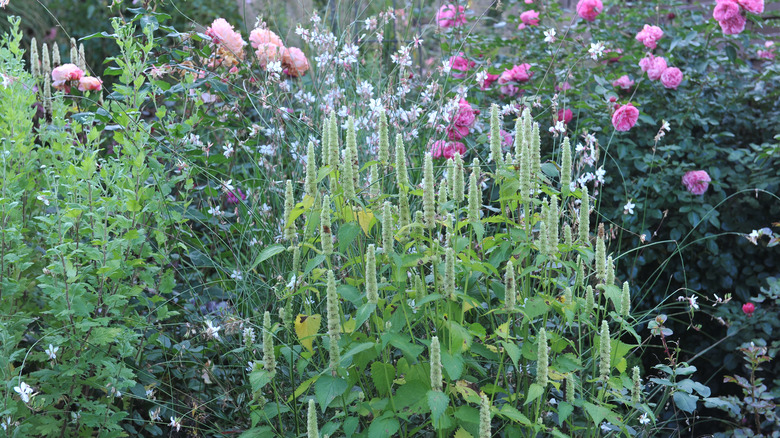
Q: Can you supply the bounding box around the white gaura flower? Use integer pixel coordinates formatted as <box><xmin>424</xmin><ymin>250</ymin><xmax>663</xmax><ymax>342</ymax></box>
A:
<box><xmin>149</xmin><ymin>408</ymin><xmax>161</xmax><ymax>422</ymax></box>
<box><xmin>623</xmin><ymin>200</ymin><xmax>635</xmax><ymax>215</ymax></box>
<box><xmin>544</xmin><ymin>28</ymin><xmax>556</xmax><ymax>44</ymax></box>
<box><xmin>639</xmin><ymin>413</ymin><xmax>651</xmax><ymax>425</ymax></box>
<box><xmin>168</xmin><ymin>416</ymin><xmax>182</xmax><ymax>432</ymax></box>
<box><xmin>589</xmin><ymin>41</ymin><xmax>605</xmax><ymax>60</ymax></box>
<box><xmin>13</xmin><ymin>381</ymin><xmax>34</xmax><ymax>403</ymax></box>
<box><xmin>230</xmin><ymin>270</ymin><xmax>243</xmax><ymax>281</ymax></box>
<box><xmin>204</xmin><ymin>320</ymin><xmax>221</xmax><ymax>340</ymax></box>
<box><xmin>45</xmin><ymin>344</ymin><xmax>59</xmax><ymax>360</ymax></box>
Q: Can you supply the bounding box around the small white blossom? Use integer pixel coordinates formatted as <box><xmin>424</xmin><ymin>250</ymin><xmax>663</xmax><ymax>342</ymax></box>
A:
<box><xmin>45</xmin><ymin>344</ymin><xmax>59</xmax><ymax>360</ymax></box>
<box><xmin>231</xmin><ymin>270</ymin><xmax>243</xmax><ymax>281</ymax></box>
<box><xmin>1</xmin><ymin>417</ymin><xmax>12</xmax><ymax>431</ymax></box>
<box><xmin>246</xmin><ymin>361</ymin><xmax>256</xmax><ymax>372</ymax></box>
<box><xmin>37</xmin><ymin>194</ymin><xmax>50</xmax><ymax>206</ymax></box>
<box><xmin>204</xmin><ymin>320</ymin><xmax>221</xmax><ymax>340</ymax></box>
<box><xmin>168</xmin><ymin>417</ymin><xmax>182</xmax><ymax>432</ymax></box>
<box><xmin>589</xmin><ymin>41</ymin><xmax>606</xmax><ymax>60</ymax></box>
<box><xmin>208</xmin><ymin>205</ymin><xmax>224</xmax><ymax>217</ymax></box>
<box><xmin>149</xmin><ymin>408</ymin><xmax>161</xmax><ymax>422</ymax></box>
<box><xmin>442</xmin><ymin>59</ymin><xmax>452</xmax><ymax>74</ymax></box>
<box><xmin>13</xmin><ymin>382</ymin><xmax>33</xmax><ymax>403</ymax></box>
<box><xmin>222</xmin><ymin>143</ymin><xmax>234</xmax><ymax>159</ymax></box>
<box><xmin>544</xmin><ymin>28</ymin><xmax>556</xmax><ymax>43</ymax></box>
<box><xmin>639</xmin><ymin>413</ymin><xmax>651</xmax><ymax>425</ymax></box>
<box><xmin>623</xmin><ymin>200</ymin><xmax>635</xmax><ymax>215</ymax></box>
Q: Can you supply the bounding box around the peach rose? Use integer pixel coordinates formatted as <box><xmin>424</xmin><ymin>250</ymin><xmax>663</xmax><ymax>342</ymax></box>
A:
<box><xmin>249</xmin><ymin>28</ymin><xmax>284</xmax><ymax>49</ymax></box>
<box><xmin>281</xmin><ymin>47</ymin><xmax>310</xmax><ymax>78</ymax></box>
<box><xmin>51</xmin><ymin>63</ymin><xmax>84</xmax><ymax>89</ymax></box>
<box><xmin>77</xmin><ymin>76</ymin><xmax>102</xmax><ymax>91</ymax></box>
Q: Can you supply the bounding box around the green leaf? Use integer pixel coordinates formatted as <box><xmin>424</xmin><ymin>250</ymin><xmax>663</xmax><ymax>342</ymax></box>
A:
<box><xmin>498</xmin><ymin>405</ymin><xmax>533</xmax><ymax>426</ymax></box>
<box><xmin>583</xmin><ymin>402</ymin><xmax>611</xmax><ymax>426</ymax></box>
<box><xmin>338</xmin><ymin>222</ymin><xmax>361</xmax><ymax>253</ymax></box>
<box><xmin>441</xmin><ymin>351</ymin><xmax>464</xmax><ymax>380</ymax></box>
<box><xmin>522</xmin><ymin>297</ymin><xmax>549</xmax><ymax>319</ymax></box>
<box><xmin>343</xmin><ymin>417</ymin><xmax>359</xmax><ymax>437</ymax></box>
<box><xmin>500</xmin><ymin>341</ymin><xmax>521</xmax><ymax>369</ymax></box>
<box><xmin>557</xmin><ymin>401</ymin><xmax>574</xmax><ymax>425</ymax></box>
<box><xmin>368</xmin><ymin>413</ymin><xmax>400</xmax><ymax>438</ymax></box>
<box><xmin>239</xmin><ymin>426</ymin><xmax>274</xmax><ymax>438</ymax></box>
<box><xmin>249</xmin><ymin>368</ymin><xmax>272</xmax><ymax>394</ymax></box>
<box><xmin>427</xmin><ymin>390</ymin><xmax>449</xmax><ymax>428</ymax></box>
<box><xmin>524</xmin><ymin>383</ymin><xmax>544</xmax><ymax>405</ymax></box>
<box><xmin>314</xmin><ymin>375</ymin><xmax>348</xmax><ymax>412</ymax></box>
<box><xmin>673</xmin><ymin>391</ymin><xmax>698</xmax><ymax>413</ymax></box>
<box><xmin>251</xmin><ymin>245</ymin><xmax>286</xmax><ymax>271</ymax></box>
<box><xmin>354</xmin><ymin>303</ymin><xmax>376</xmax><ymax>331</ymax></box>
<box><xmin>371</xmin><ymin>362</ymin><xmax>395</xmax><ymax>397</ymax></box>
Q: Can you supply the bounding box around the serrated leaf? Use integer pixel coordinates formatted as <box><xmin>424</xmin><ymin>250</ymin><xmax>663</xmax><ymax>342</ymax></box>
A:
<box><xmin>371</xmin><ymin>362</ymin><xmax>395</xmax><ymax>396</ymax></box>
<box><xmin>583</xmin><ymin>402</ymin><xmax>611</xmax><ymax>426</ymax></box>
<box><xmin>557</xmin><ymin>401</ymin><xmax>574</xmax><ymax>425</ymax></box>
<box><xmin>427</xmin><ymin>390</ymin><xmax>449</xmax><ymax>428</ymax></box>
<box><xmin>498</xmin><ymin>404</ymin><xmax>532</xmax><ymax>426</ymax></box>
<box><xmin>441</xmin><ymin>351</ymin><xmax>464</xmax><ymax>380</ymax></box>
<box><xmin>453</xmin><ymin>427</ymin><xmax>473</xmax><ymax>438</ymax></box>
<box><xmin>524</xmin><ymin>383</ymin><xmax>544</xmax><ymax>405</ymax></box>
<box><xmin>315</xmin><ymin>375</ymin><xmax>348</xmax><ymax>412</ymax></box>
<box><xmin>368</xmin><ymin>413</ymin><xmax>400</xmax><ymax>438</ymax></box>
<box><xmin>338</xmin><ymin>222</ymin><xmax>361</xmax><ymax>253</ymax></box>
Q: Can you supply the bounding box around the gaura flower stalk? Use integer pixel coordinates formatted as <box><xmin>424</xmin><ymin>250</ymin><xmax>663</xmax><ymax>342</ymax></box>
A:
<box><xmin>395</xmin><ymin>134</ymin><xmax>410</xmax><ymax>190</ymax></box>
<box><xmin>537</xmin><ymin>328</ymin><xmax>548</xmax><ymax>387</ymax></box>
<box><xmin>489</xmin><ymin>103</ymin><xmax>503</xmax><ymax>167</ymax></box>
<box><xmin>430</xmin><ymin>336</ymin><xmax>443</xmax><ymax>392</ymax></box>
<box><xmin>305</xmin><ymin>140</ymin><xmax>317</xmax><ymax>197</ymax></box>
<box><xmin>307</xmin><ymin>399</ymin><xmax>319</xmax><ymax>438</ymax></box>
<box><xmin>320</xmin><ymin>195</ymin><xmax>333</xmax><ymax>256</ymax></box>
<box><xmin>423</xmin><ymin>153</ymin><xmax>435</xmax><ymax>228</ymax></box>
<box><xmin>262</xmin><ymin>311</ymin><xmax>276</xmax><ymax>376</ymax></box>
<box><xmin>378</xmin><ymin>108</ymin><xmax>389</xmax><ymax>168</ymax></box>
<box><xmin>599</xmin><ymin>320</ymin><xmax>611</xmax><ymax>381</ymax></box>
<box><xmin>479</xmin><ymin>392</ymin><xmax>491</xmax><ymax>438</ymax></box>
<box><xmin>283</xmin><ymin>180</ymin><xmax>295</xmax><ymax>241</ymax></box>
<box><xmin>365</xmin><ymin>244</ymin><xmax>378</xmax><ymax>305</ymax></box>
<box><xmin>382</xmin><ymin>201</ymin><xmax>394</xmax><ymax>253</ymax></box>
<box><xmin>561</xmin><ymin>136</ymin><xmax>572</xmax><ymax>195</ymax></box>
<box><xmin>504</xmin><ymin>260</ymin><xmax>516</xmax><ymax>310</ymax></box>
<box><xmin>326</xmin><ymin>270</ymin><xmax>340</xmax><ymax>373</ymax></box>
<box><xmin>621</xmin><ymin>281</ymin><xmax>631</xmax><ymax>316</ymax></box>
<box><xmin>579</xmin><ymin>186</ymin><xmax>590</xmax><ymax>245</ymax></box>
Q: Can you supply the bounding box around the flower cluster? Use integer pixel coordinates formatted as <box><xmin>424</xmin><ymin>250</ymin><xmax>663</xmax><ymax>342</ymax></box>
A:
<box><xmin>436</xmin><ymin>4</ymin><xmax>467</xmax><ymax>28</ymax></box>
<box><xmin>51</xmin><ymin>64</ymin><xmax>102</xmax><ymax>92</ymax></box>
<box><xmin>497</xmin><ymin>63</ymin><xmax>533</xmax><ymax>96</ymax></box>
<box><xmin>430</xmin><ymin>140</ymin><xmax>466</xmax><ymax>160</ymax></box>
<box><xmin>448</xmin><ymin>53</ymin><xmax>475</xmax><ymax>79</ymax></box>
<box><xmin>206</xmin><ymin>18</ymin><xmax>247</xmax><ymax>67</ymax></box>
<box><xmin>612</xmin><ymin>75</ymin><xmax>635</xmax><ymax>90</ymax></box>
<box><xmin>518</xmin><ymin>10</ymin><xmax>540</xmax><ymax>30</ymax></box>
<box><xmin>757</xmin><ymin>41</ymin><xmax>775</xmax><ymax>59</ymax></box>
<box><xmin>446</xmin><ymin>99</ymin><xmax>480</xmax><ymax>141</ymax></box>
<box><xmin>713</xmin><ymin>0</ymin><xmax>764</xmax><ymax>35</ymax></box>
<box><xmin>612</xmin><ymin>103</ymin><xmax>639</xmax><ymax>131</ymax></box>
<box><xmin>681</xmin><ymin>170</ymin><xmax>711</xmax><ymax>195</ymax></box>
<box><xmin>635</xmin><ymin>24</ymin><xmax>664</xmax><ymax>49</ymax></box>
<box><xmin>576</xmin><ymin>0</ymin><xmax>603</xmax><ymax>22</ymax></box>
<box><xmin>639</xmin><ymin>54</ymin><xmax>683</xmax><ymax>89</ymax></box>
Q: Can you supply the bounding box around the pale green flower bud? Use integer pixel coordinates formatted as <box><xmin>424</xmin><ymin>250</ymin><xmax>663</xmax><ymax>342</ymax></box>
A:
<box><xmin>368</xmin><ymin>164</ymin><xmax>380</xmax><ymax>199</ymax></box>
<box><xmin>468</xmin><ymin>166</ymin><xmax>480</xmax><ymax>225</ymax></box>
<box><xmin>563</xmin><ymin>223</ymin><xmax>573</xmax><ymax>250</ymax></box>
<box><xmin>395</xmin><ymin>134</ymin><xmax>410</xmax><ymax>190</ymax></box>
<box><xmin>519</xmin><ymin>130</ymin><xmax>532</xmax><ymax>203</ymax></box>
<box><xmin>320</xmin><ymin>195</ymin><xmax>333</xmax><ymax>256</ymax></box>
<box><xmin>284</xmin><ymin>180</ymin><xmax>295</xmax><ymax>241</ymax></box>
<box><xmin>606</xmin><ymin>255</ymin><xmax>615</xmax><ymax>287</ymax></box>
<box><xmin>531</xmin><ymin>122</ymin><xmax>541</xmax><ymax>178</ymax></box>
<box><xmin>365</xmin><ymin>244</ymin><xmax>378</xmax><ymax>304</ymax></box>
<box><xmin>398</xmin><ymin>190</ymin><xmax>410</xmax><ymax>238</ymax></box>
<box><xmin>575</xmin><ymin>255</ymin><xmax>585</xmax><ymax>291</ymax></box>
<box><xmin>321</xmin><ymin>115</ymin><xmax>330</xmax><ymax>170</ymax></box>
<box><xmin>446</xmin><ymin>158</ymin><xmax>455</xmax><ymax>194</ymax></box>
<box><xmin>579</xmin><ymin>186</ymin><xmax>590</xmax><ymax>245</ymax></box>
<box><xmin>70</xmin><ymin>37</ymin><xmax>78</xmax><ymax>67</ymax></box>
<box><xmin>561</xmin><ymin>137</ymin><xmax>572</xmax><ymax>195</ymax></box>
<box><xmin>30</xmin><ymin>38</ymin><xmax>39</xmax><ymax>78</ymax></box>
<box><xmin>585</xmin><ymin>285</ymin><xmax>595</xmax><ymax>313</ymax></box>
<box><xmin>566</xmin><ymin>373</ymin><xmax>576</xmax><ymax>403</ymax></box>
<box><xmin>595</xmin><ymin>224</ymin><xmax>607</xmax><ymax>282</ymax></box>
<box><xmin>522</xmin><ymin>108</ymin><xmax>533</xmax><ymax>150</ymax></box>
<box><xmin>415</xmin><ymin>275</ymin><xmax>426</xmax><ymax>301</ymax></box>
<box><xmin>78</xmin><ymin>43</ymin><xmax>86</xmax><ymax>73</ymax></box>
<box><xmin>472</xmin><ymin>157</ymin><xmax>481</xmax><ymax>182</ymax></box>
<box><xmin>328</xmin><ymin>114</ymin><xmax>340</xmax><ymax>171</ymax></box>
<box><xmin>341</xmin><ymin>144</ymin><xmax>356</xmax><ymax>199</ymax></box>
<box><xmin>504</xmin><ymin>260</ymin><xmax>516</xmax><ymax>310</ymax></box>
<box><xmin>51</xmin><ymin>42</ymin><xmax>60</xmax><ymax>66</ymax></box>
<box><xmin>307</xmin><ymin>399</ymin><xmax>319</xmax><ymax>438</ymax></box>
<box><xmin>263</xmin><ymin>311</ymin><xmax>276</xmax><ymax>376</ymax></box>
<box><xmin>41</xmin><ymin>43</ymin><xmax>51</xmax><ymax>80</ymax></box>
<box><xmin>382</xmin><ymin>201</ymin><xmax>394</xmax><ymax>253</ymax></box>
<box><xmin>378</xmin><ymin>109</ymin><xmax>389</xmax><ymax>167</ymax></box>
<box><xmin>547</xmin><ymin>196</ymin><xmax>559</xmax><ymax>254</ymax></box>
<box><xmin>538</xmin><ymin>221</ymin><xmax>549</xmax><ymax>257</ymax></box>
<box><xmin>346</xmin><ymin>116</ymin><xmax>360</xmax><ymax>188</ymax></box>
<box><xmin>513</xmin><ymin>115</ymin><xmax>524</xmax><ymax>159</ymax></box>
<box><xmin>305</xmin><ymin>141</ymin><xmax>318</xmax><ymax>198</ymax></box>
<box><xmin>452</xmin><ymin>153</ymin><xmax>465</xmax><ymax>204</ymax></box>
<box><xmin>479</xmin><ymin>392</ymin><xmax>491</xmax><ymax>438</ymax></box>
<box><xmin>536</xmin><ymin>328</ymin><xmax>548</xmax><ymax>387</ymax></box>
<box><xmin>430</xmin><ymin>336</ymin><xmax>443</xmax><ymax>392</ymax></box>
<box><xmin>423</xmin><ymin>153</ymin><xmax>435</xmax><ymax>228</ymax></box>
<box><xmin>326</xmin><ymin>270</ymin><xmax>341</xmax><ymax>373</ymax></box>
<box><xmin>632</xmin><ymin>366</ymin><xmax>642</xmax><ymax>404</ymax></box>
<box><xmin>437</xmin><ymin>181</ymin><xmax>449</xmax><ymax>216</ymax></box>
<box><xmin>444</xmin><ymin>247</ymin><xmax>455</xmax><ymax>299</ymax></box>
<box><xmin>621</xmin><ymin>281</ymin><xmax>631</xmax><ymax>317</ymax></box>
<box><xmin>564</xmin><ymin>287</ymin><xmax>572</xmax><ymax>306</ymax></box>
<box><xmin>599</xmin><ymin>320</ymin><xmax>611</xmax><ymax>381</ymax></box>
<box><xmin>505</xmin><ymin>151</ymin><xmax>513</xmax><ymax>166</ymax></box>
<box><xmin>489</xmin><ymin>104</ymin><xmax>503</xmax><ymax>167</ymax></box>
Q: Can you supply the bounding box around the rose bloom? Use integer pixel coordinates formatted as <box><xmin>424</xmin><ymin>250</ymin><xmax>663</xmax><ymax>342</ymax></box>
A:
<box><xmin>635</xmin><ymin>24</ymin><xmax>664</xmax><ymax>49</ymax></box>
<box><xmin>206</xmin><ymin>18</ymin><xmax>246</xmax><ymax>57</ymax></box>
<box><xmin>612</xmin><ymin>103</ymin><xmax>639</xmax><ymax>132</ymax></box>
<box><xmin>742</xmin><ymin>302</ymin><xmax>755</xmax><ymax>316</ymax></box>
<box><xmin>518</xmin><ymin>10</ymin><xmax>540</xmax><ymax>29</ymax></box>
<box><xmin>556</xmin><ymin>108</ymin><xmax>573</xmax><ymax>125</ymax></box>
<box><xmin>498</xmin><ymin>63</ymin><xmax>533</xmax><ymax>84</ymax></box>
<box><xmin>639</xmin><ymin>54</ymin><xmax>654</xmax><ymax>72</ymax></box>
<box><xmin>77</xmin><ymin>76</ymin><xmax>102</xmax><ymax>91</ymax></box>
<box><xmin>737</xmin><ymin>0</ymin><xmax>763</xmax><ymax>14</ymax></box>
<box><xmin>660</xmin><ymin>67</ymin><xmax>683</xmax><ymax>89</ymax></box>
<box><xmin>255</xmin><ymin>43</ymin><xmax>284</xmax><ymax>68</ymax></box>
<box><xmin>437</xmin><ymin>4</ymin><xmax>467</xmax><ymax>28</ymax></box>
<box><xmin>713</xmin><ymin>0</ymin><xmax>741</xmax><ymax>21</ymax></box>
<box><xmin>447</xmin><ymin>99</ymin><xmax>479</xmax><ymax>140</ymax></box>
<box><xmin>612</xmin><ymin>75</ymin><xmax>635</xmax><ymax>90</ymax></box>
<box><xmin>281</xmin><ymin>47</ymin><xmax>310</xmax><ymax>77</ymax></box>
<box><xmin>431</xmin><ymin>140</ymin><xmax>467</xmax><ymax>159</ymax></box>
<box><xmin>718</xmin><ymin>13</ymin><xmax>746</xmax><ymax>35</ymax></box>
<box><xmin>51</xmin><ymin>63</ymin><xmax>84</xmax><ymax>89</ymax></box>
<box><xmin>249</xmin><ymin>28</ymin><xmax>283</xmax><ymax>49</ymax></box>
<box><xmin>647</xmin><ymin>56</ymin><xmax>668</xmax><ymax>81</ymax></box>
<box><xmin>449</xmin><ymin>53</ymin><xmax>475</xmax><ymax>78</ymax></box>
<box><xmin>682</xmin><ymin>170</ymin><xmax>711</xmax><ymax>195</ymax></box>
<box><xmin>576</xmin><ymin>0</ymin><xmax>603</xmax><ymax>22</ymax></box>
<box><xmin>480</xmin><ymin>72</ymin><xmax>500</xmax><ymax>90</ymax></box>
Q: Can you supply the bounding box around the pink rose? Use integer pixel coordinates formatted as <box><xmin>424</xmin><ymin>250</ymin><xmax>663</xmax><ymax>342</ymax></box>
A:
<box><xmin>556</xmin><ymin>108</ymin><xmax>573</xmax><ymax>125</ymax></box>
<box><xmin>480</xmin><ymin>72</ymin><xmax>500</xmax><ymax>89</ymax></box>
<box><xmin>635</xmin><ymin>24</ymin><xmax>664</xmax><ymax>50</ymax></box>
<box><xmin>639</xmin><ymin>54</ymin><xmax>654</xmax><ymax>72</ymax></box>
<box><xmin>742</xmin><ymin>302</ymin><xmax>755</xmax><ymax>316</ymax></box>
<box><xmin>51</xmin><ymin>63</ymin><xmax>84</xmax><ymax>89</ymax></box>
<box><xmin>660</xmin><ymin>67</ymin><xmax>683</xmax><ymax>89</ymax></box>
<box><xmin>718</xmin><ymin>13</ymin><xmax>747</xmax><ymax>35</ymax></box>
<box><xmin>612</xmin><ymin>75</ymin><xmax>635</xmax><ymax>90</ymax></box>
<box><xmin>431</xmin><ymin>140</ymin><xmax>467</xmax><ymax>159</ymax></box>
<box><xmin>647</xmin><ymin>56</ymin><xmax>668</xmax><ymax>81</ymax></box>
<box><xmin>437</xmin><ymin>4</ymin><xmax>467</xmax><ymax>28</ymax></box>
<box><xmin>498</xmin><ymin>63</ymin><xmax>533</xmax><ymax>84</ymax></box>
<box><xmin>737</xmin><ymin>0</ymin><xmax>763</xmax><ymax>14</ymax></box>
<box><xmin>518</xmin><ymin>10</ymin><xmax>540</xmax><ymax>29</ymax></box>
<box><xmin>447</xmin><ymin>99</ymin><xmax>479</xmax><ymax>140</ymax></box>
<box><xmin>77</xmin><ymin>76</ymin><xmax>102</xmax><ymax>92</ymax></box>
<box><xmin>713</xmin><ymin>0</ymin><xmax>741</xmax><ymax>20</ymax></box>
<box><xmin>450</xmin><ymin>53</ymin><xmax>475</xmax><ymax>78</ymax></box>
<box><xmin>281</xmin><ymin>47</ymin><xmax>310</xmax><ymax>77</ymax></box>
<box><xmin>249</xmin><ymin>28</ymin><xmax>284</xmax><ymax>49</ymax></box>
<box><xmin>206</xmin><ymin>18</ymin><xmax>246</xmax><ymax>56</ymax></box>
<box><xmin>255</xmin><ymin>43</ymin><xmax>284</xmax><ymax>67</ymax></box>
<box><xmin>576</xmin><ymin>0</ymin><xmax>603</xmax><ymax>22</ymax></box>
<box><xmin>682</xmin><ymin>170</ymin><xmax>711</xmax><ymax>195</ymax></box>
<box><xmin>612</xmin><ymin>103</ymin><xmax>639</xmax><ymax>132</ymax></box>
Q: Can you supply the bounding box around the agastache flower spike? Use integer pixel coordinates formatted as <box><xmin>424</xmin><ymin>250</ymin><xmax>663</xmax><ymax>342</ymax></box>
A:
<box><xmin>437</xmin><ymin>182</ymin><xmax>449</xmax><ymax>216</ymax></box>
<box><xmin>479</xmin><ymin>392</ymin><xmax>491</xmax><ymax>438</ymax></box>
<box><xmin>398</xmin><ymin>190</ymin><xmax>410</xmax><ymax>238</ymax></box>
<box><xmin>564</xmin><ymin>287</ymin><xmax>573</xmax><ymax>305</ymax></box>
<box><xmin>452</xmin><ymin>153</ymin><xmax>465</xmax><ymax>204</ymax></box>
<box><xmin>444</xmin><ymin>247</ymin><xmax>456</xmax><ymax>299</ymax></box>
<box><xmin>395</xmin><ymin>134</ymin><xmax>410</xmax><ymax>190</ymax></box>
<box><xmin>328</xmin><ymin>113</ymin><xmax>340</xmax><ymax>172</ymax></box>
<box><xmin>519</xmin><ymin>127</ymin><xmax>533</xmax><ymax>202</ymax></box>
<box><xmin>382</xmin><ymin>201</ymin><xmax>394</xmax><ymax>252</ymax></box>
<box><xmin>321</xmin><ymin>115</ymin><xmax>330</xmax><ymax>170</ymax></box>
<box><xmin>284</xmin><ymin>180</ymin><xmax>295</xmax><ymax>241</ymax></box>
<box><xmin>263</xmin><ymin>311</ymin><xmax>276</xmax><ymax>376</ymax></box>
<box><xmin>326</xmin><ymin>270</ymin><xmax>341</xmax><ymax>373</ymax></box>
<box><xmin>575</xmin><ymin>255</ymin><xmax>585</xmax><ymax>290</ymax></box>
<box><xmin>346</xmin><ymin>116</ymin><xmax>360</xmax><ymax>188</ymax></box>
<box><xmin>320</xmin><ymin>195</ymin><xmax>333</xmax><ymax>256</ymax></box>
<box><xmin>632</xmin><ymin>366</ymin><xmax>642</xmax><ymax>403</ymax></box>
<box><xmin>547</xmin><ymin>196</ymin><xmax>559</xmax><ymax>254</ymax></box>
<box><xmin>430</xmin><ymin>336</ymin><xmax>443</xmax><ymax>392</ymax></box>
<box><xmin>537</xmin><ymin>328</ymin><xmax>549</xmax><ymax>387</ymax></box>
<box><xmin>30</xmin><ymin>38</ymin><xmax>39</xmax><ymax>78</ymax></box>
<box><xmin>305</xmin><ymin>141</ymin><xmax>318</xmax><ymax>197</ymax></box>
<box><xmin>563</xmin><ymin>223</ymin><xmax>573</xmax><ymax>249</ymax></box>
<box><xmin>538</xmin><ymin>221</ymin><xmax>549</xmax><ymax>257</ymax></box>
<box><xmin>378</xmin><ymin>108</ymin><xmax>389</xmax><ymax>167</ymax></box>
<box><xmin>468</xmin><ymin>164</ymin><xmax>480</xmax><ymax>225</ymax></box>
<box><xmin>579</xmin><ymin>186</ymin><xmax>590</xmax><ymax>245</ymax></box>
<box><xmin>513</xmin><ymin>115</ymin><xmax>524</xmax><ymax>159</ymax></box>
<box><xmin>368</xmin><ymin>164</ymin><xmax>380</xmax><ymax>199</ymax></box>
<box><xmin>41</xmin><ymin>43</ymin><xmax>51</xmax><ymax>80</ymax></box>
<box><xmin>365</xmin><ymin>244</ymin><xmax>378</xmax><ymax>304</ymax></box>
<box><xmin>585</xmin><ymin>285</ymin><xmax>595</xmax><ymax>313</ymax></box>
<box><xmin>599</xmin><ymin>320</ymin><xmax>611</xmax><ymax>381</ymax></box>
<box><xmin>341</xmin><ymin>124</ymin><xmax>357</xmax><ymax>199</ymax></box>
<box><xmin>504</xmin><ymin>260</ymin><xmax>516</xmax><ymax>310</ymax></box>
<box><xmin>561</xmin><ymin>136</ymin><xmax>572</xmax><ymax>195</ymax></box>
<box><xmin>566</xmin><ymin>373</ymin><xmax>576</xmax><ymax>403</ymax></box>
<box><xmin>423</xmin><ymin>153</ymin><xmax>435</xmax><ymax>228</ymax></box>
<box><xmin>595</xmin><ymin>224</ymin><xmax>607</xmax><ymax>282</ymax></box>
<box><xmin>307</xmin><ymin>399</ymin><xmax>319</xmax><ymax>438</ymax></box>
<box><xmin>606</xmin><ymin>255</ymin><xmax>615</xmax><ymax>286</ymax></box>
<box><xmin>621</xmin><ymin>281</ymin><xmax>631</xmax><ymax>316</ymax></box>
<box><xmin>531</xmin><ymin>122</ymin><xmax>542</xmax><ymax>179</ymax></box>
<box><xmin>446</xmin><ymin>159</ymin><xmax>455</xmax><ymax>199</ymax></box>
<box><xmin>489</xmin><ymin>104</ymin><xmax>503</xmax><ymax>166</ymax></box>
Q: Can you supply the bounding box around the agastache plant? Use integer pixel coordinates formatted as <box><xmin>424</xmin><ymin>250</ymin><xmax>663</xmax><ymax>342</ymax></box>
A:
<box><xmin>599</xmin><ymin>320</ymin><xmax>612</xmax><ymax>381</ymax></box>
<box><xmin>365</xmin><ymin>244</ymin><xmax>378</xmax><ymax>305</ymax></box>
<box><xmin>262</xmin><ymin>311</ymin><xmax>276</xmax><ymax>376</ymax></box>
<box><xmin>422</xmin><ymin>153</ymin><xmax>435</xmax><ymax>228</ymax></box>
<box><xmin>430</xmin><ymin>336</ymin><xmax>443</xmax><ymax>392</ymax></box>
<box><xmin>489</xmin><ymin>103</ymin><xmax>503</xmax><ymax>166</ymax></box>
<box><xmin>326</xmin><ymin>270</ymin><xmax>340</xmax><ymax>374</ymax></box>
<box><xmin>320</xmin><ymin>195</ymin><xmax>333</xmax><ymax>256</ymax></box>
<box><xmin>537</xmin><ymin>328</ymin><xmax>548</xmax><ymax>387</ymax></box>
